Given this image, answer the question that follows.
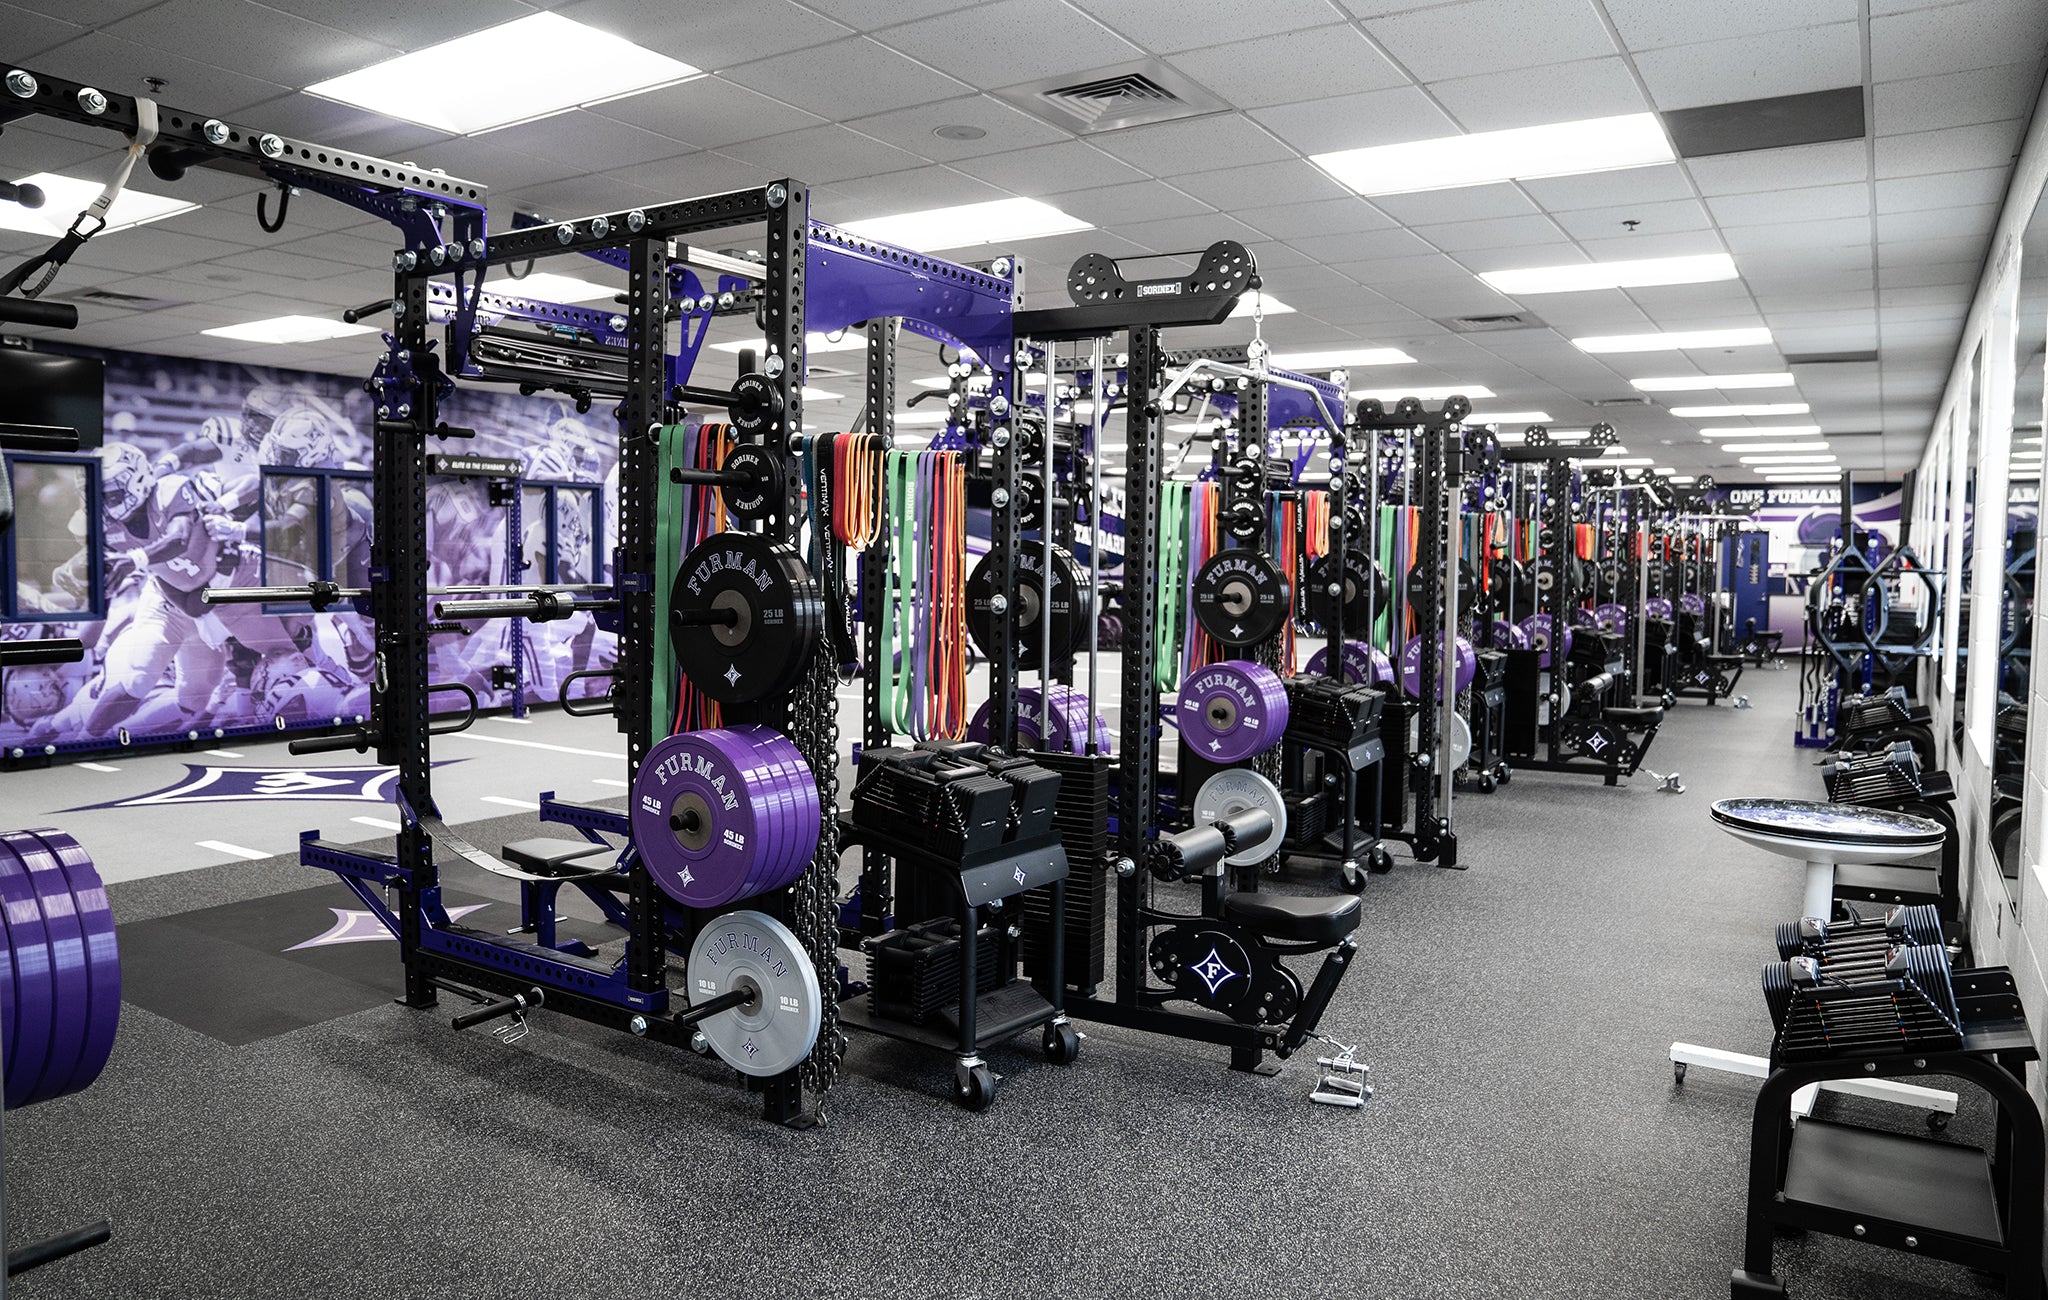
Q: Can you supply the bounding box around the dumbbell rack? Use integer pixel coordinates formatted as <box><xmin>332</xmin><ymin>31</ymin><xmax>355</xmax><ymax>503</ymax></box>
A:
<box><xmin>1733</xmin><ymin>967</ymin><xmax>2040</xmax><ymax>1299</ymax></box>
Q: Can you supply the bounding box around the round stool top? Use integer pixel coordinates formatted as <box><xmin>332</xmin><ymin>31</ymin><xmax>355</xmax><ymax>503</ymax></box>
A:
<box><xmin>1710</xmin><ymin>797</ymin><xmax>1946</xmax><ymax>866</ymax></box>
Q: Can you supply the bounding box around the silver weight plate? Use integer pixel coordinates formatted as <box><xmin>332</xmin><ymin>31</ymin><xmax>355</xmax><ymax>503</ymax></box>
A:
<box><xmin>1448</xmin><ymin>712</ymin><xmax>1472</xmax><ymax>770</ymax></box>
<box><xmin>1191</xmin><ymin>768</ymin><xmax>1287</xmax><ymax>867</ymax></box>
<box><xmin>686</xmin><ymin>909</ymin><xmax>822</xmax><ymax>1078</ymax></box>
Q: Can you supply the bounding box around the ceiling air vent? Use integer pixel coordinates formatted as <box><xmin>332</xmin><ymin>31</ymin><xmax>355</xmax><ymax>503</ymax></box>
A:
<box><xmin>62</xmin><ymin>288</ymin><xmax>183</xmax><ymax>311</ymax></box>
<box><xmin>1437</xmin><ymin>313</ymin><xmax>1543</xmax><ymax>334</ymax></box>
<box><xmin>999</xmin><ymin>60</ymin><xmax>1231</xmax><ymax>135</ymax></box>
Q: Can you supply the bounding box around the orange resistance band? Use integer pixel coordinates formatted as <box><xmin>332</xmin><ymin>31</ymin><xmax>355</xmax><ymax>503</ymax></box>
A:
<box><xmin>833</xmin><ymin>432</ymin><xmax>884</xmax><ymax>549</ymax></box>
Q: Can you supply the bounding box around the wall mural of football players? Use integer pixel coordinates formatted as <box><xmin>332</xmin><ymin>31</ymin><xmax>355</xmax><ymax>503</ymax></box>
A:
<box><xmin>2</xmin><ymin>348</ymin><xmax>618</xmax><ymax>753</ymax></box>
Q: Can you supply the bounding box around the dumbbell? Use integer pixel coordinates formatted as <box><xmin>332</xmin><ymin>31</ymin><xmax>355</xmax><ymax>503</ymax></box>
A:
<box><xmin>1775</xmin><ymin>905</ymin><xmax>1942</xmax><ymax>960</ymax></box>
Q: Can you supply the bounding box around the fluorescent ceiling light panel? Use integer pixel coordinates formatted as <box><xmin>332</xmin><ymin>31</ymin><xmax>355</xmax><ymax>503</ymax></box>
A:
<box><xmin>1672</xmin><ymin>402</ymin><xmax>1810</xmax><ymax>418</ymax></box>
<box><xmin>1699</xmin><ymin>425</ymin><xmax>1822</xmax><ymax>438</ymax></box>
<box><xmin>1268</xmin><ymin>347</ymin><xmax>1417</xmax><ymax>370</ymax></box>
<box><xmin>202</xmin><ymin>315</ymin><xmax>380</xmax><ymax>345</ymax></box>
<box><xmin>1310</xmin><ymin>113</ymin><xmax>1672</xmax><ymax>197</ymax></box>
<box><xmin>1630</xmin><ymin>372</ymin><xmax>1795</xmax><ymax>392</ymax></box>
<box><xmin>1571</xmin><ymin>326</ymin><xmax>1774</xmax><ymax>354</ymax></box>
<box><xmin>0</xmin><ymin>172</ymin><xmax>195</xmax><ymax>236</ymax></box>
<box><xmin>1227</xmin><ymin>294</ymin><xmax>1294</xmax><ymax>318</ymax></box>
<box><xmin>486</xmin><ymin>271</ymin><xmax>616</xmax><ymax>304</ymax></box>
<box><xmin>1482</xmin><ymin>254</ymin><xmax>1737</xmax><ymax>296</ymax></box>
<box><xmin>306</xmin><ymin>14</ymin><xmax>699</xmax><ymax>134</ymax></box>
<box><xmin>1740</xmin><ymin>453</ymin><xmax>1836</xmax><ymax>464</ymax></box>
<box><xmin>710</xmin><ymin>332</ymin><xmax>869</xmax><ymax>356</ymax></box>
<box><xmin>1738</xmin><ymin>441</ymin><xmax>1830</xmax><ymax>453</ymax></box>
<box><xmin>1466</xmin><ymin>411</ymin><xmax>1553</xmax><ymax>423</ymax></box>
<box><xmin>1669</xmin><ymin>475</ymin><xmax>1697</xmax><ymax>484</ymax></box>
<box><xmin>840</xmin><ymin>198</ymin><xmax>1090</xmax><ymax>252</ymax></box>
<box><xmin>801</xmin><ymin>387</ymin><xmax>842</xmax><ymax>401</ymax></box>
<box><xmin>1348</xmin><ymin>385</ymin><xmax>1496</xmax><ymax>402</ymax></box>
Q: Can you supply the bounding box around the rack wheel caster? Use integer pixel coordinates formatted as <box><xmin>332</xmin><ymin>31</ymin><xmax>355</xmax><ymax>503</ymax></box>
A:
<box><xmin>1476</xmin><ymin>772</ymin><xmax>1496</xmax><ymax>793</ymax></box>
<box><xmin>1662</xmin><ymin>692</ymin><xmax>1676</xmax><ymax>710</ymax></box>
<box><xmin>1674</xmin><ymin>1061</ymin><xmax>1687</xmax><ymax>1083</ymax></box>
<box><xmin>1927</xmin><ymin>1111</ymin><xmax>1949</xmax><ymax>1133</ymax></box>
<box><xmin>1340</xmin><ymin>863</ymin><xmax>1367</xmax><ymax>893</ymax></box>
<box><xmin>1042</xmin><ymin>1022</ymin><xmax>1080</xmax><ymax>1065</ymax></box>
<box><xmin>1492</xmin><ymin>761</ymin><xmax>1510</xmax><ymax>785</ymax></box>
<box><xmin>954</xmin><ymin>1063</ymin><xmax>997</xmax><ymax>1111</ymax></box>
<box><xmin>1368</xmin><ymin>845</ymin><xmax>1395</xmax><ymax>875</ymax></box>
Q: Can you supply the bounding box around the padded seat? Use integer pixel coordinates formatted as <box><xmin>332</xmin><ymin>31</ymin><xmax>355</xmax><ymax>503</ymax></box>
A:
<box><xmin>1705</xmin><ymin>652</ymin><xmax>1746</xmax><ymax>665</ymax></box>
<box><xmin>499</xmin><ymin>837</ymin><xmax>616</xmax><ymax>879</ymax></box>
<box><xmin>1603</xmin><ymin>706</ymin><xmax>1664</xmax><ymax>729</ymax></box>
<box><xmin>1221</xmin><ymin>891</ymin><xmax>1360</xmax><ymax>945</ymax></box>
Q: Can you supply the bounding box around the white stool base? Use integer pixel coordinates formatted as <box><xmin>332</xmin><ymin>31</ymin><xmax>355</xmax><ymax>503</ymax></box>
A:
<box><xmin>1669</xmin><ymin>1042</ymin><xmax>1958</xmax><ymax>1119</ymax></box>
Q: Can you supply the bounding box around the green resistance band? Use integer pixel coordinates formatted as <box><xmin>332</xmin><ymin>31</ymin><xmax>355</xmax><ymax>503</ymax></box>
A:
<box><xmin>1154</xmin><ymin>482</ymin><xmax>1189</xmax><ymax>695</ymax></box>
<box><xmin>651</xmin><ymin>423</ymin><xmax>691</xmax><ymax>737</ymax></box>
<box><xmin>880</xmin><ymin>449</ymin><xmax>919</xmax><ymax>736</ymax></box>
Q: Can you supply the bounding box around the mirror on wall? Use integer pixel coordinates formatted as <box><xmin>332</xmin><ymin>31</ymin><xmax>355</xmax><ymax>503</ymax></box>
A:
<box><xmin>1991</xmin><ymin>196</ymin><xmax>2048</xmax><ymax>914</ymax></box>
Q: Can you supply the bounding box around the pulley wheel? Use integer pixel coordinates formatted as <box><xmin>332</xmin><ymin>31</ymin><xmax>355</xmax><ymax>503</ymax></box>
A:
<box><xmin>632</xmin><ymin>728</ymin><xmax>819</xmax><ymax>908</ymax></box>
<box><xmin>1304</xmin><ymin>639</ymin><xmax>1394</xmax><ymax>686</ymax></box>
<box><xmin>966</xmin><ymin>546</ymin><xmax>1090</xmax><ymax>670</ymax></box>
<box><xmin>1190</xmin><ymin>768</ymin><xmax>1288</xmax><ymax>868</ymax></box>
<box><xmin>671</xmin><ymin>533</ymin><xmax>822</xmax><ymax>704</ymax></box>
<box><xmin>686</xmin><ymin>909</ymin><xmax>822</xmax><ymax>1078</ymax></box>
<box><xmin>718</xmin><ymin>443</ymin><xmax>786</xmax><ymax>524</ymax></box>
<box><xmin>1177</xmin><ymin>660</ymin><xmax>1289</xmax><ymax>763</ymax></box>
<box><xmin>1191</xmin><ymin>549</ymin><xmax>1291</xmax><ymax>647</ymax></box>
<box><xmin>1306</xmin><ymin>550</ymin><xmax>1387</xmax><ymax>631</ymax></box>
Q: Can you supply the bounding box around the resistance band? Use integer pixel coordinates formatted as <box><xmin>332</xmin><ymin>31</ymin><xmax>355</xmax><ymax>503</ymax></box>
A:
<box><xmin>1185</xmin><ymin>481</ymin><xmax>1223</xmax><ymax>672</ymax></box>
<box><xmin>1154</xmin><ymin>482</ymin><xmax>1191</xmax><ymax>695</ymax></box>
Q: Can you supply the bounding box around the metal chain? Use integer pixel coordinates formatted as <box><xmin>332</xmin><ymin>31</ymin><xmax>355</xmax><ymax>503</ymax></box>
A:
<box><xmin>790</xmin><ymin>645</ymin><xmax>843</xmax><ymax>1096</ymax></box>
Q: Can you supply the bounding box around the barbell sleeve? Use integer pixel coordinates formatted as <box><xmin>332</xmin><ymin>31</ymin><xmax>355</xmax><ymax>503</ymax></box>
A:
<box><xmin>288</xmin><ymin>729</ymin><xmax>375</xmax><ymax>757</ymax></box>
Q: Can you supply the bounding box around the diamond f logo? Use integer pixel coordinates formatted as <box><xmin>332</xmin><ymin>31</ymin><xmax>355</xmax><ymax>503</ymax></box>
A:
<box><xmin>1188</xmin><ymin>945</ymin><xmax>1242</xmax><ymax>997</ymax></box>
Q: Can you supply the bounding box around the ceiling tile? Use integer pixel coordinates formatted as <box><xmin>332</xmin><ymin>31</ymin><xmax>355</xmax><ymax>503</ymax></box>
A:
<box><xmin>801</xmin><ymin>0</ymin><xmax>980</xmax><ymax>29</ymax></box>
<box><xmin>30</xmin><ymin>31</ymin><xmax>290</xmax><ymax>115</ymax></box>
<box><xmin>1069</xmin><ymin>0</ymin><xmax>1349</xmax><ymax>54</ymax></box>
<box><xmin>1879</xmin><ymin>234</ymin><xmax>1995</xmax><ymax>267</ymax></box>
<box><xmin>1876</xmin><ymin>205</ymin><xmax>2001</xmax><ymax>245</ymax></box>
<box><xmin>1428</xmin><ymin>55</ymin><xmax>1648</xmax><ymax>132</ymax></box>
<box><xmin>0</xmin><ymin>124</ymin><xmax>117</xmax><ymax>177</ymax></box>
<box><xmin>1287</xmin><ymin>227</ymin><xmax>1437</xmax><ymax>264</ymax></box>
<box><xmin>1417</xmin><ymin>215</ymin><xmax>1575</xmax><ymax>253</ymax></box>
<box><xmin>843</xmin><ymin>94</ymin><xmax>1070</xmax><ymax>162</ymax></box>
<box><xmin>1371</xmin><ymin>183</ymin><xmax>1541</xmax><ymax>226</ymax></box>
<box><xmin>1707</xmin><ymin>183</ymin><xmax>1870</xmax><ymax>227</ymax></box>
<box><xmin>501</xmin><ymin>114</ymin><xmax>697</xmax><ymax>171</ymax></box>
<box><xmin>257</xmin><ymin>0</ymin><xmax>534</xmax><ymax>49</ymax></box>
<box><xmin>877</xmin><ymin>0</ymin><xmax>1141</xmax><ymax>86</ymax></box>
<box><xmin>1571</xmin><ymin>229</ymin><xmax>1728</xmax><ymax>261</ymax></box>
<box><xmin>1336</xmin><ymin>0</ymin><xmax>1471</xmax><ymax>14</ymax></box>
<box><xmin>1113</xmin><ymin>211</ymin><xmax>1265</xmax><ymax>253</ymax></box>
<box><xmin>1519</xmin><ymin>164</ymin><xmax>1697</xmax><ymax>211</ymax></box>
<box><xmin>1603</xmin><ymin>0</ymin><xmax>1859</xmax><ymax>50</ymax></box>
<box><xmin>719</xmin><ymin>124</ymin><xmax>930</xmax><ymax>186</ymax></box>
<box><xmin>586</xmin><ymin>76</ymin><xmax>827</xmax><ymax>151</ymax></box>
<box><xmin>1871</xmin><ymin>0</ymin><xmax>2048</xmax><ymax>81</ymax></box>
<box><xmin>1872</xmin><ymin>64</ymin><xmax>2042</xmax><ymax>136</ymax></box>
<box><xmin>1878</xmin><ymin>259</ymin><xmax>1984</xmax><ymax>289</ymax></box>
<box><xmin>235</xmin><ymin>94</ymin><xmax>451</xmax><ymax>162</ymax></box>
<box><xmin>68</xmin><ymin>227</ymin><xmax>250</xmax><ymax>275</ymax></box>
<box><xmin>1874</xmin><ymin>120</ymin><xmax>2026</xmax><ymax>179</ymax></box>
<box><xmin>1632</xmin><ymin>21</ymin><xmax>1861</xmax><ymax>113</ymax></box>
<box><xmin>1683</xmin><ymin>139</ymin><xmax>1871</xmax><ymax>195</ymax></box>
<box><xmin>1053</xmin><ymin>179</ymin><xmax>1213</xmax><ymax>225</ymax></box>
<box><xmin>105</xmin><ymin>0</ymin><xmax>398</xmax><ymax>88</ymax></box>
<box><xmin>1172</xmin><ymin>159</ymin><xmax>1351</xmax><ymax>210</ymax></box>
<box><xmin>1090</xmin><ymin>114</ymin><xmax>1294</xmax><ymax>175</ymax></box>
<box><xmin>2</xmin><ymin>2</ymin><xmax>84</xmax><ymax>57</ymax></box>
<box><xmin>1721</xmin><ymin>215</ymin><xmax>1871</xmax><ymax>253</ymax></box>
<box><xmin>5</xmin><ymin>0</ymin><xmax>159</xmax><ymax>21</ymax></box>
<box><xmin>1166</xmin><ymin>23</ymin><xmax>1407</xmax><ymax>110</ymax></box>
<box><xmin>721</xmin><ymin>36</ymin><xmax>971</xmax><ymax>118</ymax></box>
<box><xmin>956</xmin><ymin>140</ymin><xmax>1148</xmax><ymax>195</ymax></box>
<box><xmin>1875</xmin><ymin>168</ymin><xmax>2010</xmax><ymax>213</ymax></box>
<box><xmin>560</xmin><ymin>0</ymin><xmax>851</xmax><ymax>69</ymax></box>
<box><xmin>1248</xmin><ymin>85</ymin><xmax>1458</xmax><ymax>156</ymax></box>
<box><xmin>415</xmin><ymin>136</ymin><xmax>579</xmax><ymax>191</ymax></box>
<box><xmin>1366</xmin><ymin>0</ymin><xmax>1617</xmax><ymax>82</ymax></box>
<box><xmin>1328</xmin><ymin>251</ymin><xmax>1476</xmax><ymax>284</ymax></box>
<box><xmin>1232</xmin><ymin>197</ymin><xmax>1398</xmax><ymax>242</ymax></box>
<box><xmin>1549</xmin><ymin>198</ymin><xmax>1711</xmax><ymax>242</ymax></box>
<box><xmin>816</xmin><ymin>166</ymin><xmax>1008</xmax><ymax>220</ymax></box>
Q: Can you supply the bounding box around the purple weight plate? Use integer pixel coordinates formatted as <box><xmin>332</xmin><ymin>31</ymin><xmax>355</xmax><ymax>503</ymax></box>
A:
<box><xmin>1178</xmin><ymin>661</ymin><xmax>1286</xmax><ymax>763</ymax></box>
<box><xmin>1680</xmin><ymin>593</ymin><xmax>1707</xmax><ymax>617</ymax></box>
<box><xmin>1645</xmin><ymin>598</ymin><xmax>1674</xmax><ymax>621</ymax></box>
<box><xmin>633</xmin><ymin>730</ymin><xmax>768</xmax><ymax>908</ymax></box>
<box><xmin>1490</xmin><ymin>620</ymin><xmax>1528</xmax><ymax>650</ymax></box>
<box><xmin>1</xmin><ymin>831</ymin><xmax>84</xmax><ymax>1108</ymax></box>
<box><xmin>735</xmin><ymin>728</ymin><xmax>817</xmax><ymax>896</ymax></box>
<box><xmin>0</xmin><ymin>840</ymin><xmax>51</xmax><ymax>1109</ymax></box>
<box><xmin>1594</xmin><ymin>603</ymin><xmax>1629</xmax><ymax>633</ymax></box>
<box><xmin>29</xmin><ymin>830</ymin><xmax>118</xmax><ymax>1099</ymax></box>
<box><xmin>1400</xmin><ymin>636</ymin><xmax>1478</xmax><ymax>698</ymax></box>
<box><xmin>1516</xmin><ymin>615</ymin><xmax>1573</xmax><ymax>671</ymax></box>
<box><xmin>1571</xmin><ymin>606</ymin><xmax>1598</xmax><ymax>629</ymax></box>
<box><xmin>1305</xmin><ymin>640</ymin><xmax>1393</xmax><ymax>687</ymax></box>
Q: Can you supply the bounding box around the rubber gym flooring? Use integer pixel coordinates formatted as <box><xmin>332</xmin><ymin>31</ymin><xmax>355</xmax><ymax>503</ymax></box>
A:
<box><xmin>3</xmin><ymin>666</ymin><xmax>2014</xmax><ymax>1299</ymax></box>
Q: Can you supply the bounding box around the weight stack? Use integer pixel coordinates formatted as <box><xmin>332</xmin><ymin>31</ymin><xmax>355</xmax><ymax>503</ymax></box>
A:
<box><xmin>868</xmin><ymin>919</ymin><xmax>1003</xmax><ymax>1025</ymax></box>
<box><xmin>1018</xmin><ymin>750</ymin><xmax>1111</xmax><ymax>994</ymax></box>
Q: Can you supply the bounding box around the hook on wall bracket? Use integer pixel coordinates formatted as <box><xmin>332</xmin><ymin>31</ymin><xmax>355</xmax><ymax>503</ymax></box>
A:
<box><xmin>256</xmin><ymin>180</ymin><xmax>293</xmax><ymax>234</ymax></box>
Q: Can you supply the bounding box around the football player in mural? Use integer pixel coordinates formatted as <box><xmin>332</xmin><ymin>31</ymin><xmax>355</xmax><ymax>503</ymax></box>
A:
<box><xmin>29</xmin><ymin>461</ymin><xmax>245</xmax><ymax>742</ymax></box>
